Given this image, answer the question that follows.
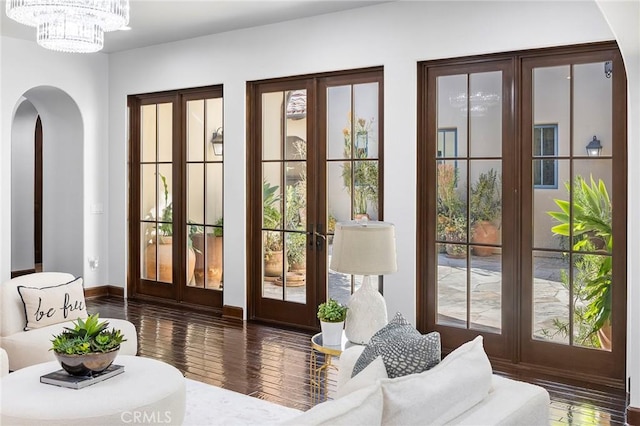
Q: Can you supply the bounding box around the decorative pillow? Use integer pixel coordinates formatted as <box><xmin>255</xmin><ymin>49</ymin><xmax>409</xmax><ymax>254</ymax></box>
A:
<box><xmin>281</xmin><ymin>383</ymin><xmax>383</xmax><ymax>426</ymax></box>
<box><xmin>17</xmin><ymin>277</ymin><xmax>88</xmax><ymax>330</ymax></box>
<box><xmin>337</xmin><ymin>355</ymin><xmax>388</xmax><ymax>399</ymax></box>
<box><xmin>380</xmin><ymin>335</ymin><xmax>492</xmax><ymax>425</ymax></box>
<box><xmin>352</xmin><ymin>312</ymin><xmax>440</xmax><ymax>378</ymax></box>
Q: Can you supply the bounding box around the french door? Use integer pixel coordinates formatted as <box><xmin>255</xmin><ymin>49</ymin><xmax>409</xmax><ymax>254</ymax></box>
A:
<box><xmin>418</xmin><ymin>42</ymin><xmax>626</xmax><ymax>384</ymax></box>
<box><xmin>248</xmin><ymin>69</ymin><xmax>383</xmax><ymax>329</ymax></box>
<box><xmin>128</xmin><ymin>86</ymin><xmax>224</xmax><ymax>309</ymax></box>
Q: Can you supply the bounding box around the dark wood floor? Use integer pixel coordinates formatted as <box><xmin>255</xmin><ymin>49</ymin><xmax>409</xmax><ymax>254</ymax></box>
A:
<box><xmin>87</xmin><ymin>296</ymin><xmax>628</xmax><ymax>424</ymax></box>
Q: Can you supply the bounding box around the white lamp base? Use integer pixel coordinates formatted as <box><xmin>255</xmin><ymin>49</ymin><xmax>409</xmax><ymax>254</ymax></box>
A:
<box><xmin>344</xmin><ymin>275</ymin><xmax>388</xmax><ymax>344</ymax></box>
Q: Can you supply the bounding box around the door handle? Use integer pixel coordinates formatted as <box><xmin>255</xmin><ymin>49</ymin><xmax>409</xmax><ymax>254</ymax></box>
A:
<box><xmin>306</xmin><ymin>224</ymin><xmax>327</xmax><ymax>251</ymax></box>
<box><xmin>314</xmin><ymin>224</ymin><xmax>327</xmax><ymax>251</ymax></box>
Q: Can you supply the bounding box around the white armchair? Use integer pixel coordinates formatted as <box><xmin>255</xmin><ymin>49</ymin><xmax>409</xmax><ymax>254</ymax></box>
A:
<box><xmin>0</xmin><ymin>272</ymin><xmax>138</xmax><ymax>371</ymax></box>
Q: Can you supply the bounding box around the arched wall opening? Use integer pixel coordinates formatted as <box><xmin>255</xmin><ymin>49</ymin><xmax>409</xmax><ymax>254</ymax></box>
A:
<box><xmin>10</xmin><ymin>86</ymin><xmax>84</xmax><ymax>277</ymax></box>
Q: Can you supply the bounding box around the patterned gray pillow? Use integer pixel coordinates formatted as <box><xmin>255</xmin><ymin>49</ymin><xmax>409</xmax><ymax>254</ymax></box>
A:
<box><xmin>351</xmin><ymin>312</ymin><xmax>441</xmax><ymax>379</ymax></box>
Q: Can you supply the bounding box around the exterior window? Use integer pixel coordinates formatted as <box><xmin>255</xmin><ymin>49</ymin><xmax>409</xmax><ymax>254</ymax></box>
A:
<box><xmin>533</xmin><ymin>124</ymin><xmax>558</xmax><ymax>188</ymax></box>
<box><xmin>437</xmin><ymin>128</ymin><xmax>458</xmax><ymax>186</ymax></box>
<box><xmin>437</xmin><ymin>128</ymin><xmax>457</xmax><ymax>160</ymax></box>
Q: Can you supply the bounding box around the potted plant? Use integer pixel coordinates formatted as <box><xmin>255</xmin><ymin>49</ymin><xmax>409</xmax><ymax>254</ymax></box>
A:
<box><xmin>285</xmin><ymin>181</ymin><xmax>306</xmax><ymax>273</ymax></box>
<box><xmin>470</xmin><ymin>168</ymin><xmax>501</xmax><ymax>256</ymax></box>
<box><xmin>444</xmin><ymin>214</ymin><xmax>468</xmax><ymax>258</ymax></box>
<box><xmin>548</xmin><ymin>175</ymin><xmax>612</xmax><ymax>349</ymax></box>
<box><xmin>263</xmin><ymin>180</ymin><xmax>285</xmax><ymax>277</ymax></box>
<box><xmin>50</xmin><ymin>313</ymin><xmax>126</xmax><ymax>376</ymax></box>
<box><xmin>437</xmin><ymin>163</ymin><xmax>467</xmax><ymax>256</ymax></box>
<box><xmin>144</xmin><ymin>173</ymin><xmax>196</xmax><ymax>283</ymax></box>
<box><xmin>317</xmin><ymin>298</ymin><xmax>347</xmax><ymax>346</ymax></box>
<box><xmin>191</xmin><ymin>217</ymin><xmax>223</xmax><ymax>289</ymax></box>
<box><xmin>341</xmin><ymin>115</ymin><xmax>378</xmax><ymax>219</ymax></box>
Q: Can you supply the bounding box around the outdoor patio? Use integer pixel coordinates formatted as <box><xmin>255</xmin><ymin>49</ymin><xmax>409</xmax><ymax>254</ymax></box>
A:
<box><xmin>263</xmin><ymin>250</ymin><xmax>576</xmax><ymax>345</ymax></box>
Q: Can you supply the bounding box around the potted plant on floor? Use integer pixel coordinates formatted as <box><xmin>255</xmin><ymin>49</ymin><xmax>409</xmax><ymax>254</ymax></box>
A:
<box><xmin>437</xmin><ymin>163</ymin><xmax>468</xmax><ymax>257</ymax></box>
<box><xmin>470</xmin><ymin>168</ymin><xmax>501</xmax><ymax>256</ymax></box>
<box><xmin>547</xmin><ymin>175</ymin><xmax>612</xmax><ymax>349</ymax></box>
<box><xmin>191</xmin><ymin>217</ymin><xmax>224</xmax><ymax>289</ymax></box>
<box><xmin>317</xmin><ymin>298</ymin><xmax>347</xmax><ymax>346</ymax></box>
<box><xmin>341</xmin><ymin>115</ymin><xmax>379</xmax><ymax>219</ymax></box>
<box><xmin>51</xmin><ymin>313</ymin><xmax>126</xmax><ymax>376</ymax></box>
<box><xmin>144</xmin><ymin>173</ymin><xmax>196</xmax><ymax>283</ymax></box>
<box><xmin>263</xmin><ymin>180</ymin><xmax>285</xmax><ymax>277</ymax></box>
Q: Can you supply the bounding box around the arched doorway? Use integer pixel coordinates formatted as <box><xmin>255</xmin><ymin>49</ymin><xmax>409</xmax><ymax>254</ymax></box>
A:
<box><xmin>10</xmin><ymin>86</ymin><xmax>84</xmax><ymax>277</ymax></box>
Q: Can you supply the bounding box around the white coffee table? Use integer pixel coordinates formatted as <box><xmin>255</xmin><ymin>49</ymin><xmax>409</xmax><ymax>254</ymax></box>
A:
<box><xmin>0</xmin><ymin>355</ymin><xmax>186</xmax><ymax>425</ymax></box>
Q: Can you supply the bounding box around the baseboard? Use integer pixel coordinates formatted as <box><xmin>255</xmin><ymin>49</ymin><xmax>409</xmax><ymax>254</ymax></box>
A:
<box><xmin>222</xmin><ymin>305</ymin><xmax>243</xmax><ymax>321</ymax></box>
<box><xmin>11</xmin><ymin>268</ymin><xmax>36</xmax><ymax>278</ymax></box>
<box><xmin>85</xmin><ymin>285</ymin><xmax>125</xmax><ymax>298</ymax></box>
<box><xmin>628</xmin><ymin>406</ymin><xmax>640</xmax><ymax>425</ymax></box>
<box><xmin>491</xmin><ymin>358</ymin><xmax>625</xmax><ymax>390</ymax></box>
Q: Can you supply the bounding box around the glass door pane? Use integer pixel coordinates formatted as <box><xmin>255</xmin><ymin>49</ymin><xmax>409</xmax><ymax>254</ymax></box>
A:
<box><xmin>435</xmin><ymin>71</ymin><xmax>503</xmax><ymax>334</ymax></box>
<box><xmin>140</xmin><ymin>103</ymin><xmax>174</xmax><ymax>284</ymax></box>
<box><xmin>186</xmin><ymin>97</ymin><xmax>224</xmax><ymax>291</ymax></box>
<box><xmin>531</xmin><ymin>62</ymin><xmax>613</xmax><ymax>350</ymax></box>
<box><xmin>261</xmin><ymin>89</ymin><xmax>308</xmax><ymax>304</ymax></box>
<box><xmin>326</xmin><ymin>82</ymin><xmax>381</xmax><ymax>307</ymax></box>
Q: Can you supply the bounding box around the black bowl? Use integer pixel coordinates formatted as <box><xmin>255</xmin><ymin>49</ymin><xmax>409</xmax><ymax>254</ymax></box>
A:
<box><xmin>54</xmin><ymin>349</ymin><xmax>119</xmax><ymax>376</ymax></box>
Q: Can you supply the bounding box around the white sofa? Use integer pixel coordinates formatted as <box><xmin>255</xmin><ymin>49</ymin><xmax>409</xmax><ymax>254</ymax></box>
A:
<box><xmin>186</xmin><ymin>336</ymin><xmax>550</xmax><ymax>425</ymax></box>
<box><xmin>277</xmin><ymin>335</ymin><xmax>550</xmax><ymax>425</ymax></box>
<box><xmin>0</xmin><ymin>348</ymin><xmax>8</xmax><ymax>377</ymax></box>
<box><xmin>0</xmin><ymin>272</ymin><xmax>138</xmax><ymax>371</ymax></box>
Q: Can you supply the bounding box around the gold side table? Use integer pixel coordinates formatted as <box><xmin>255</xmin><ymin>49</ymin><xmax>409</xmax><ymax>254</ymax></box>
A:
<box><xmin>310</xmin><ymin>332</ymin><xmax>350</xmax><ymax>403</ymax></box>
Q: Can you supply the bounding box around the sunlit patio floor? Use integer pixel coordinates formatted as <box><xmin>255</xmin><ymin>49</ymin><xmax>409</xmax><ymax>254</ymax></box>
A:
<box><xmin>263</xmin><ymin>252</ymin><xmax>573</xmax><ymax>342</ymax></box>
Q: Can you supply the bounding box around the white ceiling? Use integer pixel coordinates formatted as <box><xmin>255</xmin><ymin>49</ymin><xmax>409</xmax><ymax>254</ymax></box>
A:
<box><xmin>0</xmin><ymin>0</ymin><xmax>389</xmax><ymax>53</ymax></box>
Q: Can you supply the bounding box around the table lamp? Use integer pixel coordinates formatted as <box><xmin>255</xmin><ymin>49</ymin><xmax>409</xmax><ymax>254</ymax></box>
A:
<box><xmin>330</xmin><ymin>220</ymin><xmax>397</xmax><ymax>344</ymax></box>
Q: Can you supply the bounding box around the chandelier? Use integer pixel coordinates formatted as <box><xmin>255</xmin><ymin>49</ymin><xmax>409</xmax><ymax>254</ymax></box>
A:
<box><xmin>449</xmin><ymin>91</ymin><xmax>501</xmax><ymax>117</ymax></box>
<box><xmin>6</xmin><ymin>0</ymin><xmax>129</xmax><ymax>53</ymax></box>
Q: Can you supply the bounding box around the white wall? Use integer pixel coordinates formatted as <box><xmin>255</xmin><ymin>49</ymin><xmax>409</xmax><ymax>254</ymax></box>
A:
<box><xmin>596</xmin><ymin>0</ymin><xmax>640</xmax><ymax>409</ymax></box>
<box><xmin>24</xmin><ymin>86</ymin><xmax>85</xmax><ymax>277</ymax></box>
<box><xmin>108</xmin><ymin>0</ymin><xmax>615</xmax><ymax>319</ymax></box>
<box><xmin>1</xmin><ymin>37</ymin><xmax>110</xmax><ymax>285</ymax></box>
<box><xmin>11</xmin><ymin>100</ymin><xmax>38</xmax><ymax>271</ymax></box>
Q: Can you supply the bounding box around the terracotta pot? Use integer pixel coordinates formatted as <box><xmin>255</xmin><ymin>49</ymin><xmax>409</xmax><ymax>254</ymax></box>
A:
<box><xmin>597</xmin><ymin>322</ymin><xmax>612</xmax><ymax>351</ymax></box>
<box><xmin>54</xmin><ymin>348</ymin><xmax>119</xmax><ymax>376</ymax></box>
<box><xmin>145</xmin><ymin>237</ymin><xmax>196</xmax><ymax>283</ymax></box>
<box><xmin>471</xmin><ymin>221</ymin><xmax>499</xmax><ymax>256</ymax></box>
<box><xmin>264</xmin><ymin>250</ymin><xmax>285</xmax><ymax>277</ymax></box>
<box><xmin>192</xmin><ymin>234</ymin><xmax>223</xmax><ymax>288</ymax></box>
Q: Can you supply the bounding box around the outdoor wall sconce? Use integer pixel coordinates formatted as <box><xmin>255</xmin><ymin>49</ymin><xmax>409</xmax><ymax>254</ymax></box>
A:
<box><xmin>211</xmin><ymin>127</ymin><xmax>223</xmax><ymax>156</ymax></box>
<box><xmin>586</xmin><ymin>135</ymin><xmax>603</xmax><ymax>157</ymax></box>
<box><xmin>604</xmin><ymin>61</ymin><xmax>613</xmax><ymax>78</ymax></box>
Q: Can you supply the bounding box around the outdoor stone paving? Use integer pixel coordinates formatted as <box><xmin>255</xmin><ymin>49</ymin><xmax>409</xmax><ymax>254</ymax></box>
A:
<box><xmin>263</xmin><ymin>251</ymin><xmax>574</xmax><ymax>344</ymax></box>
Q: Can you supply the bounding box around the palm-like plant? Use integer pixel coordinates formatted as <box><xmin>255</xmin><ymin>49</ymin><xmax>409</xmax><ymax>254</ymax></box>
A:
<box><xmin>548</xmin><ymin>175</ymin><xmax>612</xmax><ymax>336</ymax></box>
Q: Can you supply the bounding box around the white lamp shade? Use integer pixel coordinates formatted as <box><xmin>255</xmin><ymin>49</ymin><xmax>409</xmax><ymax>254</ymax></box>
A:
<box><xmin>330</xmin><ymin>221</ymin><xmax>397</xmax><ymax>275</ymax></box>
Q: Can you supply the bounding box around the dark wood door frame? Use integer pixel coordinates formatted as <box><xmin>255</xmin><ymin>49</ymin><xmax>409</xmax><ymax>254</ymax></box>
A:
<box><xmin>247</xmin><ymin>68</ymin><xmax>384</xmax><ymax>330</ymax></box>
<box><xmin>35</xmin><ymin>115</ymin><xmax>43</xmax><ymax>265</ymax></box>
<box><xmin>417</xmin><ymin>41</ymin><xmax>627</xmax><ymax>387</ymax></box>
<box><xmin>128</xmin><ymin>86</ymin><xmax>224</xmax><ymax>311</ymax></box>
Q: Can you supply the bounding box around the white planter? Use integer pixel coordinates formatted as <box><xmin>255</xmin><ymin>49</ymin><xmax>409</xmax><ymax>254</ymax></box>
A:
<box><xmin>320</xmin><ymin>321</ymin><xmax>344</xmax><ymax>347</ymax></box>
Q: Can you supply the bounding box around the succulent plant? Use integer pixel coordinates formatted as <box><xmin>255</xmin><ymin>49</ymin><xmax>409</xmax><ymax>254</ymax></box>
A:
<box><xmin>51</xmin><ymin>313</ymin><xmax>126</xmax><ymax>355</ymax></box>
